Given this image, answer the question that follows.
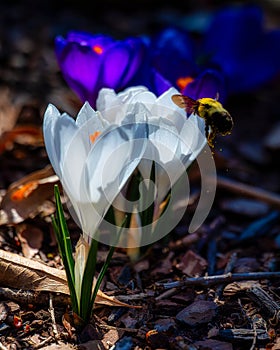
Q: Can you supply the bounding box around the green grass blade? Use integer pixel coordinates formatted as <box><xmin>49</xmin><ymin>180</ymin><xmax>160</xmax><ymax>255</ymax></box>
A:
<box><xmin>54</xmin><ymin>185</ymin><xmax>75</xmax><ymax>275</ymax></box>
<box><xmin>79</xmin><ymin>238</ymin><xmax>98</xmax><ymax>322</ymax></box>
<box><xmin>104</xmin><ymin>204</ymin><xmax>116</xmax><ymax>226</ymax></box>
<box><xmin>139</xmin><ymin>161</ymin><xmax>155</xmax><ymax>234</ymax></box>
<box><xmin>53</xmin><ymin>185</ymin><xmax>78</xmax><ymax>314</ymax></box>
<box><xmin>88</xmin><ymin>216</ymin><xmax>128</xmax><ymax>319</ymax></box>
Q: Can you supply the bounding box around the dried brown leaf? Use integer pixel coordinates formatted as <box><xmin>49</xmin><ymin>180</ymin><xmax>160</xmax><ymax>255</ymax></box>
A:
<box><xmin>0</xmin><ymin>125</ymin><xmax>44</xmax><ymax>154</ymax></box>
<box><xmin>0</xmin><ymin>165</ymin><xmax>58</xmax><ymax>225</ymax></box>
<box><xmin>16</xmin><ymin>224</ymin><xmax>44</xmax><ymax>258</ymax></box>
<box><xmin>0</xmin><ymin>250</ymin><xmax>140</xmax><ymax>308</ymax></box>
<box><xmin>0</xmin><ymin>249</ymin><xmax>69</xmax><ymax>294</ymax></box>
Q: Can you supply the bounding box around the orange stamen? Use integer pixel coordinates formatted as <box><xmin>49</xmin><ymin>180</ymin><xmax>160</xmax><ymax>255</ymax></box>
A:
<box><xmin>92</xmin><ymin>45</ymin><xmax>103</xmax><ymax>54</ymax></box>
<box><xmin>176</xmin><ymin>76</ymin><xmax>194</xmax><ymax>91</ymax></box>
<box><xmin>90</xmin><ymin>131</ymin><xmax>101</xmax><ymax>144</ymax></box>
<box><xmin>11</xmin><ymin>182</ymin><xmax>38</xmax><ymax>201</ymax></box>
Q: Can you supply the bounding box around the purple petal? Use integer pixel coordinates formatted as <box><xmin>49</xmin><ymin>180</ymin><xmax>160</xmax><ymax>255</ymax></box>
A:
<box><xmin>102</xmin><ymin>43</ymin><xmax>131</xmax><ymax>88</ymax></box>
<box><xmin>66</xmin><ymin>31</ymin><xmax>114</xmax><ymax>48</ymax></box>
<box><xmin>152</xmin><ymin>69</ymin><xmax>173</xmax><ymax>95</ymax></box>
<box><xmin>151</xmin><ymin>27</ymin><xmax>197</xmax><ymax>85</ymax></box>
<box><xmin>182</xmin><ymin>69</ymin><xmax>226</xmax><ymax>103</ymax></box>
<box><xmin>55</xmin><ymin>42</ymin><xmax>102</xmax><ymax>104</ymax></box>
<box><xmin>55</xmin><ymin>36</ymin><xmax>67</xmax><ymax>55</ymax></box>
<box><xmin>121</xmin><ymin>38</ymin><xmax>145</xmax><ymax>86</ymax></box>
<box><xmin>55</xmin><ymin>32</ymin><xmax>146</xmax><ymax>106</ymax></box>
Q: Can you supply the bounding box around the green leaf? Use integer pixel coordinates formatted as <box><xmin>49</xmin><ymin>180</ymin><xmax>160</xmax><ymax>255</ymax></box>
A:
<box><xmin>139</xmin><ymin>161</ymin><xmax>155</xmax><ymax>235</ymax></box>
<box><xmin>79</xmin><ymin>238</ymin><xmax>98</xmax><ymax>322</ymax></box>
<box><xmin>53</xmin><ymin>185</ymin><xmax>78</xmax><ymax>314</ymax></box>
<box><xmin>88</xmin><ymin>216</ymin><xmax>128</xmax><ymax>320</ymax></box>
<box><xmin>104</xmin><ymin>204</ymin><xmax>116</xmax><ymax>226</ymax></box>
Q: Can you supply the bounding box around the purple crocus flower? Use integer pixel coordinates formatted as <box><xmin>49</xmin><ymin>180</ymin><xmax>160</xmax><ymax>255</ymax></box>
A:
<box><xmin>55</xmin><ymin>31</ymin><xmax>145</xmax><ymax>107</ymax></box>
<box><xmin>183</xmin><ymin>69</ymin><xmax>227</xmax><ymax>103</ymax></box>
<box><xmin>151</xmin><ymin>27</ymin><xmax>198</xmax><ymax>87</ymax></box>
<box><xmin>151</xmin><ymin>5</ymin><xmax>280</xmax><ymax>97</ymax></box>
<box><xmin>202</xmin><ymin>4</ymin><xmax>280</xmax><ymax>93</ymax></box>
<box><xmin>149</xmin><ymin>27</ymin><xmax>227</xmax><ymax>100</ymax></box>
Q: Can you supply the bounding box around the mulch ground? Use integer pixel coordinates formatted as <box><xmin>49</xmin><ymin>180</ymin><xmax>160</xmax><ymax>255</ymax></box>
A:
<box><xmin>0</xmin><ymin>1</ymin><xmax>280</xmax><ymax>349</ymax></box>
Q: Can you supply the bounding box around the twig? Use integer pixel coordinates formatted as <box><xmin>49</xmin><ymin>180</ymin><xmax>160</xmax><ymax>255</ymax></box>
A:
<box><xmin>168</xmin><ymin>231</ymin><xmax>204</xmax><ymax>250</ymax></box>
<box><xmin>155</xmin><ymin>288</ymin><xmax>178</xmax><ymax>301</ymax></box>
<box><xmin>197</xmin><ymin>216</ymin><xmax>225</xmax><ymax>252</ymax></box>
<box><xmin>98</xmin><ymin>323</ymin><xmax>138</xmax><ymax>333</ymax></box>
<box><xmin>247</xmin><ymin>286</ymin><xmax>280</xmax><ymax>325</ymax></box>
<box><xmin>0</xmin><ymin>287</ymin><xmax>71</xmax><ymax>305</ymax></box>
<box><xmin>241</xmin><ymin>301</ymin><xmax>267</xmax><ymax>350</ymax></box>
<box><xmin>33</xmin><ymin>336</ymin><xmax>53</xmax><ymax>349</ymax></box>
<box><xmin>49</xmin><ymin>293</ymin><xmax>60</xmax><ymax>341</ymax></box>
<box><xmin>249</xmin><ymin>325</ymin><xmax>257</xmax><ymax>350</ymax></box>
<box><xmin>156</xmin><ymin>271</ymin><xmax>280</xmax><ymax>290</ymax></box>
<box><xmin>94</xmin><ymin>314</ymin><xmax>138</xmax><ymax>333</ymax></box>
<box><xmin>219</xmin><ymin>328</ymin><xmax>269</xmax><ymax>342</ymax></box>
<box><xmin>239</xmin><ymin>211</ymin><xmax>279</xmax><ymax>241</ymax></box>
<box><xmin>217</xmin><ymin>176</ymin><xmax>280</xmax><ymax>208</ymax></box>
<box><xmin>116</xmin><ymin>291</ymin><xmax>154</xmax><ymax>301</ymax></box>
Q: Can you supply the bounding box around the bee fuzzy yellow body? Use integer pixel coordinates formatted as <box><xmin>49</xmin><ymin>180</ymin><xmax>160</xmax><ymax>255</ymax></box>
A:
<box><xmin>197</xmin><ymin>98</ymin><xmax>233</xmax><ymax>148</ymax></box>
<box><xmin>171</xmin><ymin>94</ymin><xmax>233</xmax><ymax>148</ymax></box>
<box><xmin>197</xmin><ymin>98</ymin><xmax>226</xmax><ymax>120</ymax></box>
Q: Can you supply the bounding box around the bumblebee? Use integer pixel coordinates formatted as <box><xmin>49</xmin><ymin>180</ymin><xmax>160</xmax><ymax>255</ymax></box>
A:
<box><xmin>172</xmin><ymin>94</ymin><xmax>233</xmax><ymax>148</ymax></box>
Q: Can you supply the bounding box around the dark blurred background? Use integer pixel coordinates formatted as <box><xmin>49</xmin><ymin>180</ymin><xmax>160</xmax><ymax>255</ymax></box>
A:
<box><xmin>1</xmin><ymin>0</ymin><xmax>280</xmax><ymax>38</ymax></box>
<box><xmin>0</xmin><ymin>0</ymin><xmax>280</xmax><ymax>170</ymax></box>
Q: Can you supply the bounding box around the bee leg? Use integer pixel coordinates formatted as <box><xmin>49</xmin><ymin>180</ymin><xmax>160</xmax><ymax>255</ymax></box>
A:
<box><xmin>207</xmin><ymin>130</ymin><xmax>216</xmax><ymax>148</ymax></box>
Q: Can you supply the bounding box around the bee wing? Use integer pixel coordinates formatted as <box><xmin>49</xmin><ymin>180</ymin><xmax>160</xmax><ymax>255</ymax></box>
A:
<box><xmin>171</xmin><ymin>94</ymin><xmax>198</xmax><ymax>115</ymax></box>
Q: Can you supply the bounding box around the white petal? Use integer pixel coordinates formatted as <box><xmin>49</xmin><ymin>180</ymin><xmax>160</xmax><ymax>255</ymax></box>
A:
<box><xmin>117</xmin><ymin>86</ymin><xmax>148</xmax><ymax>104</ymax></box>
<box><xmin>152</xmin><ymin>88</ymin><xmax>187</xmax><ymax>128</ymax></box>
<box><xmin>43</xmin><ymin>104</ymin><xmax>61</xmax><ymax>176</ymax></box>
<box><xmin>76</xmin><ymin>102</ymin><xmax>101</xmax><ymax>127</ymax></box>
<box><xmin>122</xmin><ymin>102</ymin><xmax>151</xmax><ymax>125</ymax></box>
<box><xmin>126</xmin><ymin>91</ymin><xmax>157</xmax><ymax>109</ymax></box>
<box><xmin>96</xmin><ymin>88</ymin><xmax>119</xmax><ymax>112</ymax></box>
<box><xmin>148</xmin><ymin>117</ymin><xmax>179</xmax><ymax>164</ymax></box>
<box><xmin>155</xmin><ymin>87</ymin><xmax>181</xmax><ymax>110</ymax></box>
<box><xmin>138</xmin><ymin>117</ymin><xmax>185</xmax><ymax>205</ymax></box>
<box><xmin>97</xmin><ymin>89</ymin><xmax>127</xmax><ymax>125</ymax></box>
<box><xmin>43</xmin><ymin>104</ymin><xmax>76</xmax><ymax>178</ymax></box>
<box><xmin>79</xmin><ymin>121</ymin><xmax>148</xmax><ymax>236</ymax></box>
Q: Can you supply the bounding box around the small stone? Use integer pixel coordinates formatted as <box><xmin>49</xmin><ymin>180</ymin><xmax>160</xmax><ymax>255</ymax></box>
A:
<box><xmin>176</xmin><ymin>300</ymin><xmax>217</xmax><ymax>326</ymax></box>
<box><xmin>154</xmin><ymin>318</ymin><xmax>176</xmax><ymax>333</ymax></box>
<box><xmin>176</xmin><ymin>250</ymin><xmax>208</xmax><ymax>276</ymax></box>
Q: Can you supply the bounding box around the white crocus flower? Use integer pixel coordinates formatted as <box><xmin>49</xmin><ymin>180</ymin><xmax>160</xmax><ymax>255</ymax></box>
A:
<box><xmin>142</xmin><ymin>88</ymin><xmax>206</xmax><ymax>206</ymax></box>
<box><xmin>95</xmin><ymin>87</ymin><xmax>207</xmax><ymax>251</ymax></box>
<box><xmin>44</xmin><ymin>86</ymin><xmax>208</xmax><ymax>248</ymax></box>
<box><xmin>43</xmin><ymin>93</ymin><xmax>149</xmax><ymax>240</ymax></box>
<box><xmin>99</xmin><ymin>86</ymin><xmax>207</xmax><ymax>214</ymax></box>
